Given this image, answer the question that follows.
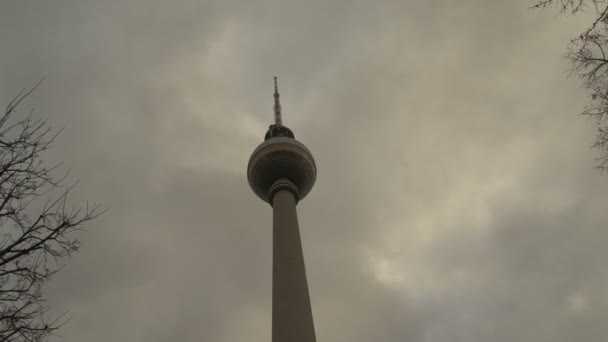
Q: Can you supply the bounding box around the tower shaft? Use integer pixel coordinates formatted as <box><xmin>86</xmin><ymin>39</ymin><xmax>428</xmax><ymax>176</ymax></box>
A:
<box><xmin>272</xmin><ymin>187</ymin><xmax>316</xmax><ymax>342</ymax></box>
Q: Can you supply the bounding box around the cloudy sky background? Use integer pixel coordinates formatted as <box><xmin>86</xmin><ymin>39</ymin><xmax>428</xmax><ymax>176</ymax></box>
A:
<box><xmin>1</xmin><ymin>0</ymin><xmax>607</xmax><ymax>341</ymax></box>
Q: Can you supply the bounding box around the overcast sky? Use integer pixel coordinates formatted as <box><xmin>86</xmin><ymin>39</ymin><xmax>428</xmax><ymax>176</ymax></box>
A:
<box><xmin>1</xmin><ymin>1</ymin><xmax>607</xmax><ymax>341</ymax></box>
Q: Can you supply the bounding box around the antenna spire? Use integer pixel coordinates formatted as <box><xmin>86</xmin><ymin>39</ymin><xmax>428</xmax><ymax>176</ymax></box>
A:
<box><xmin>273</xmin><ymin>77</ymin><xmax>282</xmax><ymax>125</ymax></box>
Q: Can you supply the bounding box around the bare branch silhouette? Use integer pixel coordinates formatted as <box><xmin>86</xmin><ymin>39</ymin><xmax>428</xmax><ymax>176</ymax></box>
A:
<box><xmin>0</xmin><ymin>81</ymin><xmax>102</xmax><ymax>342</ymax></box>
<box><xmin>533</xmin><ymin>0</ymin><xmax>608</xmax><ymax>171</ymax></box>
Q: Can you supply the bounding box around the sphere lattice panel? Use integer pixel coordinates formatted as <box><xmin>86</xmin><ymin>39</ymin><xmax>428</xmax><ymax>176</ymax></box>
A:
<box><xmin>247</xmin><ymin>137</ymin><xmax>317</xmax><ymax>203</ymax></box>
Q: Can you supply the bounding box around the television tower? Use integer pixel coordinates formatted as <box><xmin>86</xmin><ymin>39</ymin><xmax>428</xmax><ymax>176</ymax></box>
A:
<box><xmin>247</xmin><ymin>77</ymin><xmax>317</xmax><ymax>342</ymax></box>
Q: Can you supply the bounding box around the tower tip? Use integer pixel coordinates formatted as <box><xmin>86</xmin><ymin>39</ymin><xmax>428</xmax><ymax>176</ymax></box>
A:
<box><xmin>273</xmin><ymin>77</ymin><xmax>282</xmax><ymax>125</ymax></box>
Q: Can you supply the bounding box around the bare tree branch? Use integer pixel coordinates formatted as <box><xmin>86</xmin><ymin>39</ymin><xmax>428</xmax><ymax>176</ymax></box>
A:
<box><xmin>0</xmin><ymin>81</ymin><xmax>102</xmax><ymax>342</ymax></box>
<box><xmin>534</xmin><ymin>0</ymin><xmax>608</xmax><ymax>171</ymax></box>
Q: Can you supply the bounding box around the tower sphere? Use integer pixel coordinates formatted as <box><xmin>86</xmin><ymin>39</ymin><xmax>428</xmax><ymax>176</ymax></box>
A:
<box><xmin>247</xmin><ymin>124</ymin><xmax>317</xmax><ymax>204</ymax></box>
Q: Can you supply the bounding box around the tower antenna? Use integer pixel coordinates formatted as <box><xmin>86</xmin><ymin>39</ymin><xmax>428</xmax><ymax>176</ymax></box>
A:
<box><xmin>273</xmin><ymin>76</ymin><xmax>282</xmax><ymax>125</ymax></box>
